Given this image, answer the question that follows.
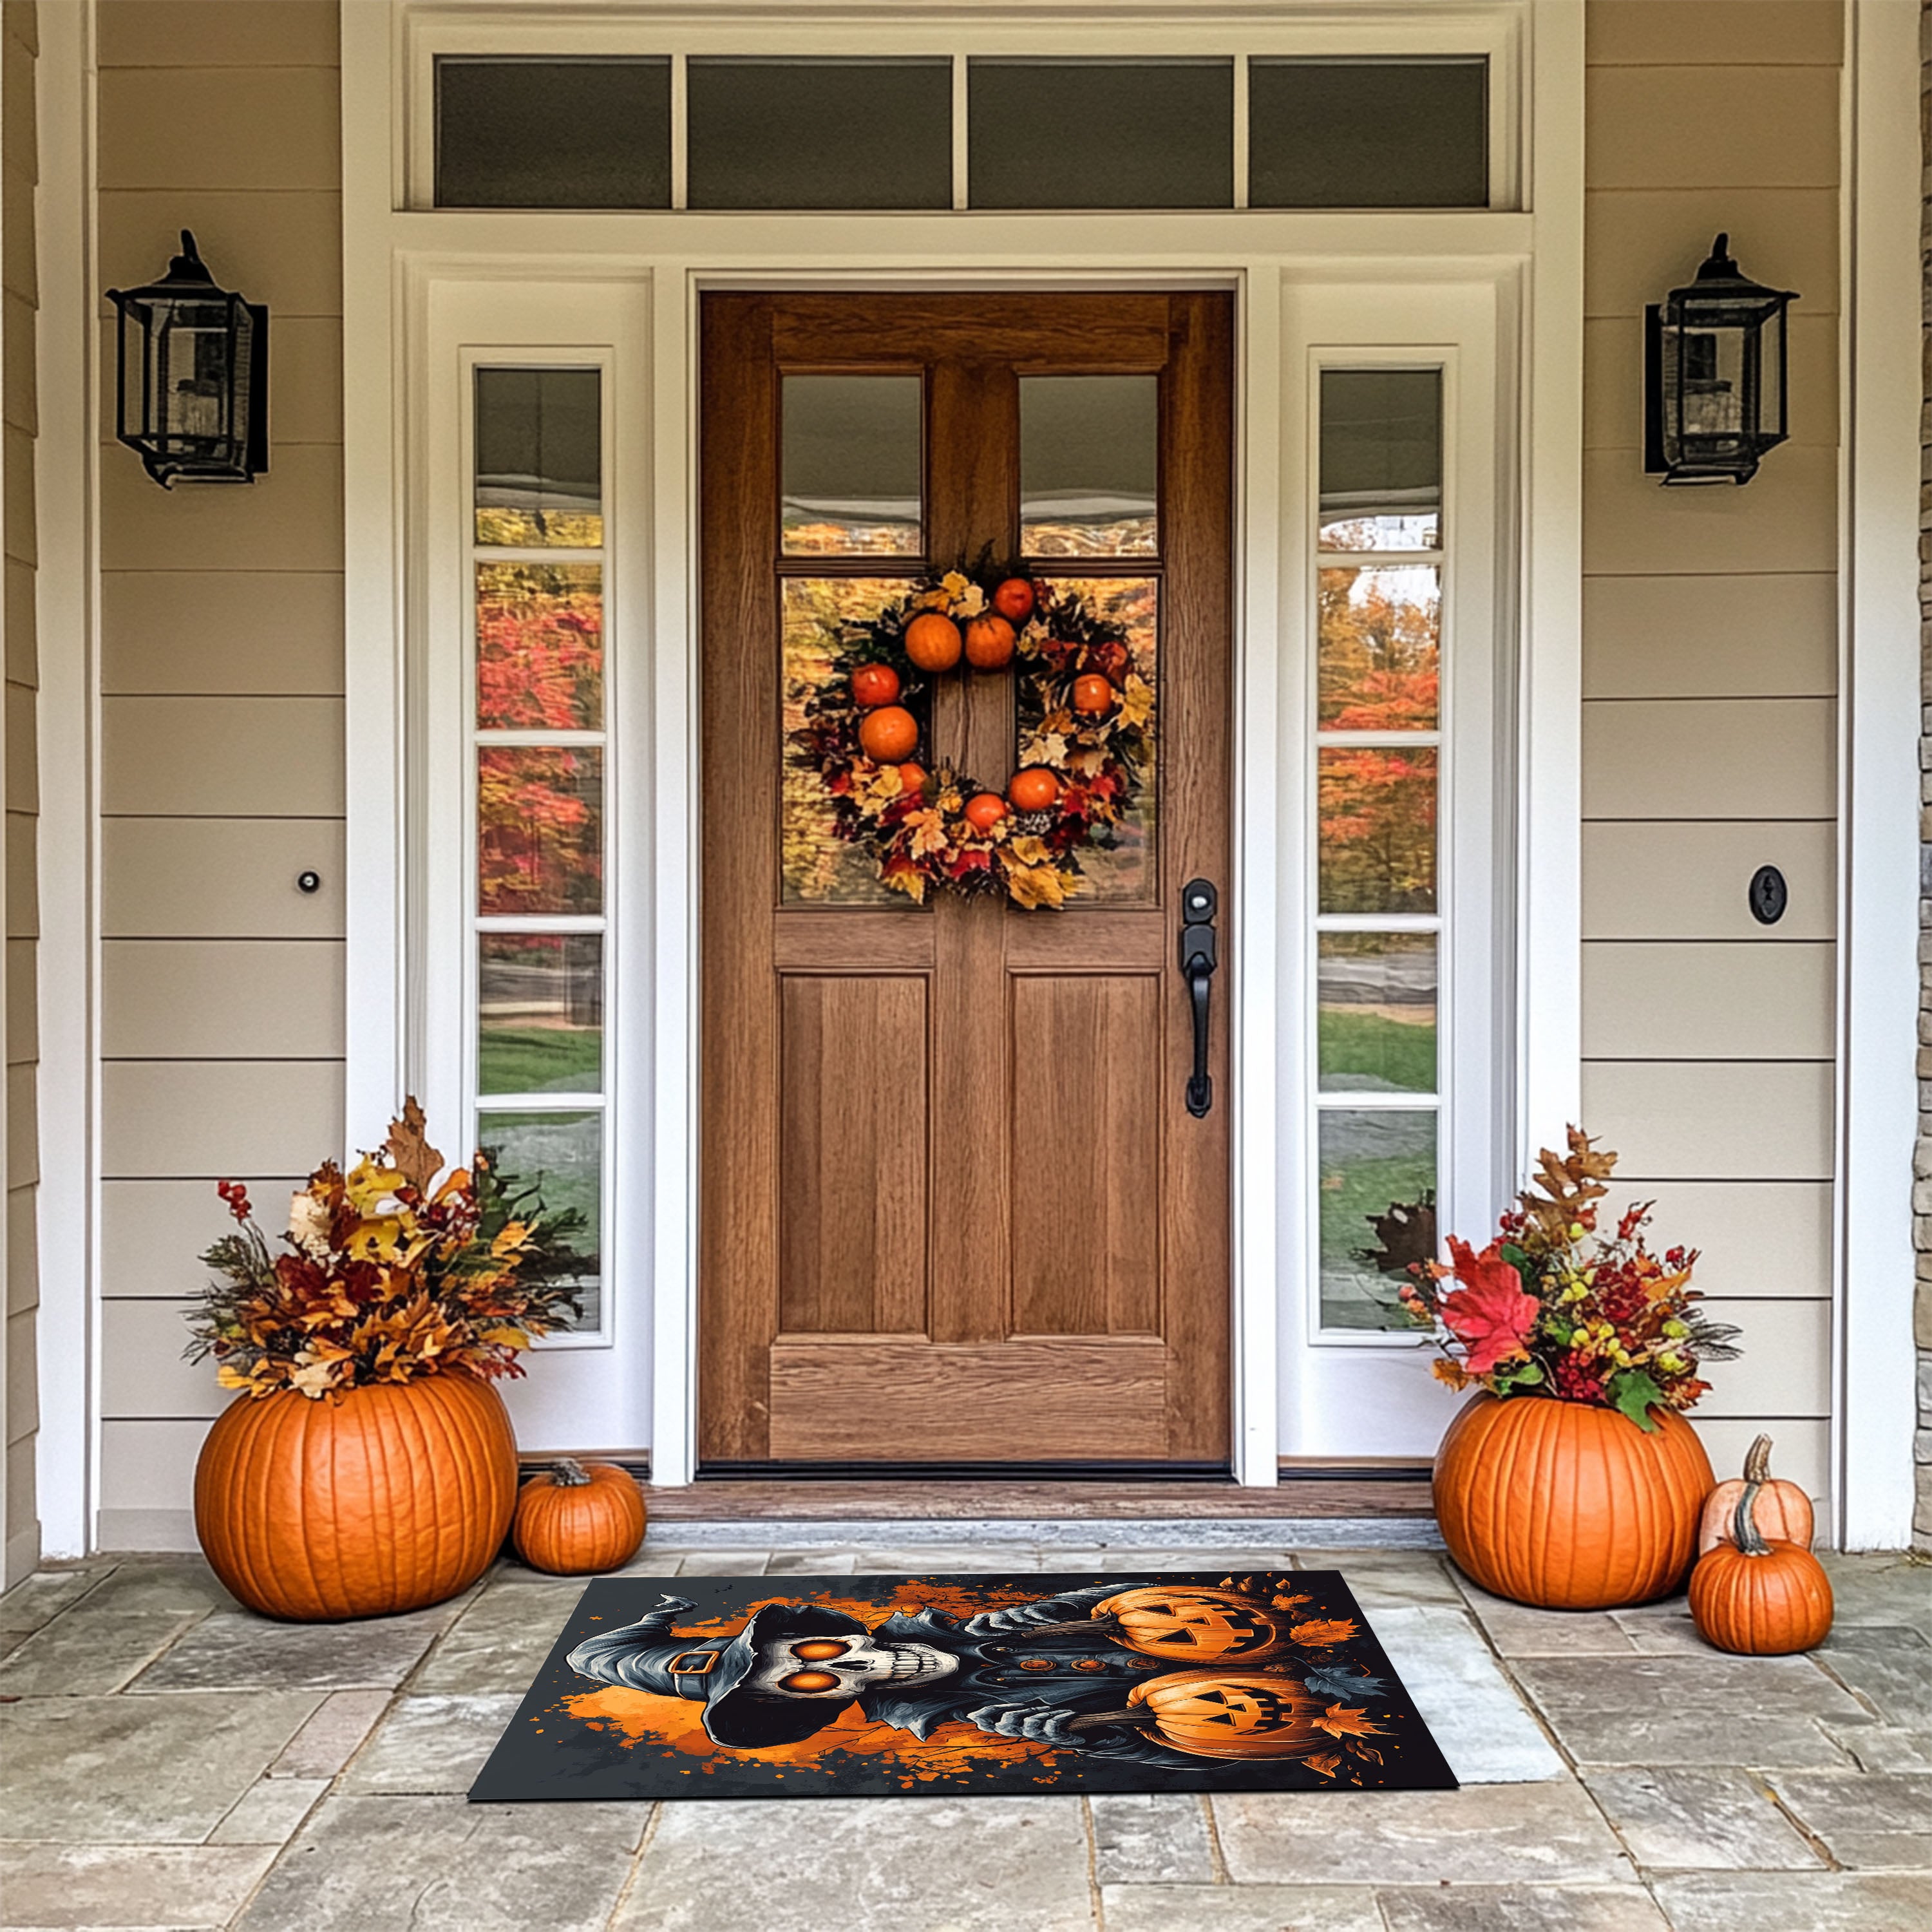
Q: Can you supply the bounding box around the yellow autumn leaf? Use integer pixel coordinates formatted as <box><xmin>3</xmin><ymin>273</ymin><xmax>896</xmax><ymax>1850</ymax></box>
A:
<box><xmin>1019</xmin><ymin>732</ymin><xmax>1068</xmax><ymax>769</ymax></box>
<box><xmin>481</xmin><ymin>1325</ymin><xmax>530</xmax><ymax>1350</ymax></box>
<box><xmin>1004</xmin><ymin>862</ymin><xmax>1080</xmax><ymax>911</ymax></box>
<box><xmin>1007</xmin><ymin>835</ymin><xmax>1053</xmax><ymax>867</ymax></box>
<box><xmin>1119</xmin><ymin>672</ymin><xmax>1154</xmax><ymax>730</ymax></box>
<box><xmin>882</xmin><ymin>867</ymin><xmax>927</xmax><ymax>904</ymax></box>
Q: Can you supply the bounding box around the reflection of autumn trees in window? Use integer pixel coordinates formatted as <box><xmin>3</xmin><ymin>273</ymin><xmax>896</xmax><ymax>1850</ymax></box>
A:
<box><xmin>1319</xmin><ymin>747</ymin><xmax>1437</xmax><ymax>914</ymax></box>
<box><xmin>478</xmin><ymin>746</ymin><xmax>603</xmax><ymax>915</ymax></box>
<box><xmin>1316</xmin><ymin>565</ymin><xmax>1438</xmax><ymax>914</ymax></box>
<box><xmin>476</xmin><ymin>563</ymin><xmax>603</xmax><ymax>731</ymax></box>
<box><xmin>1317</xmin><ymin>565</ymin><xmax>1438</xmax><ymax>728</ymax></box>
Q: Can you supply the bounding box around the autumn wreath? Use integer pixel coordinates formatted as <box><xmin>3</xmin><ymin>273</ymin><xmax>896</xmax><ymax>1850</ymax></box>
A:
<box><xmin>788</xmin><ymin>563</ymin><xmax>1153</xmax><ymax>909</ymax></box>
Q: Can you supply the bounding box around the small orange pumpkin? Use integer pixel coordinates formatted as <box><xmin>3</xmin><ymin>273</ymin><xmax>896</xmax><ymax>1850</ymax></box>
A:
<box><xmin>1434</xmin><ymin>1392</ymin><xmax>1713</xmax><ymax>1609</ymax></box>
<box><xmin>1126</xmin><ymin>1668</ymin><xmax>1327</xmax><ymax>1760</ymax></box>
<box><xmin>1095</xmin><ymin>1586</ymin><xmax>1289</xmax><ymax>1663</ymax></box>
<box><xmin>1689</xmin><ymin>1473</ymin><xmax>1833</xmax><ymax>1655</ymax></box>
<box><xmin>1697</xmin><ymin>1434</ymin><xmax>1814</xmax><ymax>1557</ymax></box>
<box><xmin>512</xmin><ymin>1458</ymin><xmax>647</xmax><ymax>1575</ymax></box>
<box><xmin>194</xmin><ymin>1372</ymin><xmax>518</xmax><ymax>1622</ymax></box>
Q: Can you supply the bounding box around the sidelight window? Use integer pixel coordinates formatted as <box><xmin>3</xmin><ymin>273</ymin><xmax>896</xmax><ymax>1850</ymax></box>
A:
<box><xmin>468</xmin><ymin>364</ymin><xmax>609</xmax><ymax>1336</ymax></box>
<box><xmin>1312</xmin><ymin>368</ymin><xmax>1448</xmax><ymax>1335</ymax></box>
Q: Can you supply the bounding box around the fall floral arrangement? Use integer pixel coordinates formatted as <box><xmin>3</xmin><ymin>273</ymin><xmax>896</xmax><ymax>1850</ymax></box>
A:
<box><xmin>185</xmin><ymin>1102</ymin><xmax>588</xmax><ymax>1400</ymax></box>
<box><xmin>789</xmin><ymin>558</ymin><xmax>1153</xmax><ymax>909</ymax></box>
<box><xmin>1399</xmin><ymin>1129</ymin><xmax>1739</xmax><ymax>1431</ymax></box>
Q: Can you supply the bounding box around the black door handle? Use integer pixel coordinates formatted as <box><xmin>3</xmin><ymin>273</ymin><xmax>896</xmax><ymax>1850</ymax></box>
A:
<box><xmin>1179</xmin><ymin>878</ymin><xmax>1218</xmax><ymax>1118</ymax></box>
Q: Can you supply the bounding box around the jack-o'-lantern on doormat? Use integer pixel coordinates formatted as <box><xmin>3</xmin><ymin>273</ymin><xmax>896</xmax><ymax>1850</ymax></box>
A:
<box><xmin>468</xmin><ymin>1568</ymin><xmax>1457</xmax><ymax>1802</ymax></box>
<box><xmin>788</xmin><ymin>558</ymin><xmax>1153</xmax><ymax>909</ymax></box>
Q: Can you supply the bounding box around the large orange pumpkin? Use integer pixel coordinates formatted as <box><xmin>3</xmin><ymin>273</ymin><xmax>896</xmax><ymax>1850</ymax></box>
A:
<box><xmin>1689</xmin><ymin>1477</ymin><xmax>1834</xmax><ymax>1655</ymax></box>
<box><xmin>1095</xmin><ymin>1586</ymin><xmax>1289</xmax><ymax>1663</ymax></box>
<box><xmin>1697</xmin><ymin>1433</ymin><xmax>1814</xmax><ymax>1557</ymax></box>
<box><xmin>1434</xmin><ymin>1392</ymin><xmax>1713</xmax><ymax>1609</ymax></box>
<box><xmin>1126</xmin><ymin>1668</ymin><xmax>1327</xmax><ymax>1761</ymax></box>
<box><xmin>194</xmin><ymin>1372</ymin><xmax>518</xmax><ymax>1621</ymax></box>
<box><xmin>513</xmin><ymin>1458</ymin><xmax>647</xmax><ymax>1575</ymax></box>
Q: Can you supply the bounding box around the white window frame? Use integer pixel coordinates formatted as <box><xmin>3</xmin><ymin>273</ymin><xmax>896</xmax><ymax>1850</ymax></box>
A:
<box><xmin>1279</xmin><ymin>279</ymin><xmax>1511</xmax><ymax>1459</ymax></box>
<box><xmin>397</xmin><ymin>11</ymin><xmax>1526</xmax><ymax>217</ymax></box>
<box><xmin>420</xmin><ymin>278</ymin><xmax>653</xmax><ymax>1451</ymax></box>
<box><xmin>344</xmin><ymin>0</ymin><xmax>1586</xmax><ymax>1487</ymax></box>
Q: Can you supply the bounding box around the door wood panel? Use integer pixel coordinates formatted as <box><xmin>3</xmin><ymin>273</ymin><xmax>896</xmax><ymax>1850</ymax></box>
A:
<box><xmin>700</xmin><ymin>291</ymin><xmax>1233</xmax><ymax>1467</ymax></box>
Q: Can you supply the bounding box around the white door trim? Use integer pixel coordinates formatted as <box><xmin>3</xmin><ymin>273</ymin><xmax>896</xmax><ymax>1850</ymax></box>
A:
<box><xmin>341</xmin><ymin>2</ymin><xmax>1587</xmax><ymax>1490</ymax></box>
<box><xmin>1834</xmin><ymin>0</ymin><xmax>1922</xmax><ymax>1551</ymax></box>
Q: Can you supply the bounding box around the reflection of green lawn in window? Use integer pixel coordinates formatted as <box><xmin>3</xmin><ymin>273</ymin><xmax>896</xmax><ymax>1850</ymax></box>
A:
<box><xmin>478</xmin><ymin>1027</ymin><xmax>603</xmax><ymax>1097</ymax></box>
<box><xmin>1319</xmin><ymin>1133</ymin><xmax>1435</xmax><ymax>1333</ymax></box>
<box><xmin>1318</xmin><ymin>1009</ymin><xmax>1437</xmax><ymax>1094</ymax></box>
<box><xmin>478</xmin><ymin>1108</ymin><xmax>601</xmax><ymax>1331</ymax></box>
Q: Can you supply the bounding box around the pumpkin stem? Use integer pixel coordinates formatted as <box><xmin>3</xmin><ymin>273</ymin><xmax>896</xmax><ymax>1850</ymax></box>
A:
<box><xmin>1743</xmin><ymin>1434</ymin><xmax>1774</xmax><ymax>1484</ymax></box>
<box><xmin>549</xmin><ymin>1457</ymin><xmax>592</xmax><ymax>1487</ymax></box>
<box><xmin>1067</xmin><ymin>1707</ymin><xmax>1155</xmax><ymax>1732</ymax></box>
<box><xmin>1012</xmin><ymin>1616</ymin><xmax>1119</xmax><ymax>1642</ymax></box>
<box><xmin>1732</xmin><ymin>1475</ymin><xmax>1772</xmax><ymax>1558</ymax></box>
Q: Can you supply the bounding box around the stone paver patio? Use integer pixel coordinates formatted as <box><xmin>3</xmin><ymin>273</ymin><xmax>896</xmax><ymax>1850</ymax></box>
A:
<box><xmin>1</xmin><ymin>1538</ymin><xmax>1926</xmax><ymax>1931</ymax></box>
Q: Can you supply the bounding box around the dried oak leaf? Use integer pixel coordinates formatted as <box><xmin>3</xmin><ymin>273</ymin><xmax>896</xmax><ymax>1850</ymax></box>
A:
<box><xmin>385</xmin><ymin>1097</ymin><xmax>444</xmax><ymax>1195</ymax></box>
<box><xmin>1518</xmin><ymin>1125</ymin><xmax>1617</xmax><ymax>1246</ymax></box>
<box><xmin>1357</xmin><ymin>1191</ymin><xmax>1437</xmax><ymax>1277</ymax></box>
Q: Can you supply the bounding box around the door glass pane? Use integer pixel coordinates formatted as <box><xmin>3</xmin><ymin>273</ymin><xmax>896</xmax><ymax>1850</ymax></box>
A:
<box><xmin>688</xmin><ymin>59</ymin><xmax>951</xmax><ymax>209</ymax></box>
<box><xmin>1319</xmin><ymin>1108</ymin><xmax>1437</xmax><ymax>1330</ymax></box>
<box><xmin>476</xmin><ymin>563</ymin><xmax>603</xmax><ymax>732</ymax></box>
<box><xmin>782</xmin><ymin>577</ymin><xmax>925</xmax><ymax>905</ymax></box>
<box><xmin>1320</xmin><ymin>370</ymin><xmax>1443</xmax><ymax>551</ymax></box>
<box><xmin>1250</xmin><ymin>59</ymin><xmax>1488</xmax><ymax>209</ymax></box>
<box><xmin>478</xmin><ymin>746</ymin><xmax>603</xmax><ymax>916</ymax></box>
<box><xmin>969</xmin><ymin>59</ymin><xmax>1234</xmax><ymax>208</ymax></box>
<box><xmin>1021</xmin><ymin>376</ymin><xmax>1159</xmax><ymax>558</ymax></box>
<box><xmin>782</xmin><ymin>376</ymin><xmax>922</xmax><ymax>556</ymax></box>
<box><xmin>1318</xmin><ymin>934</ymin><xmax>1437</xmax><ymax>1094</ymax></box>
<box><xmin>1318</xmin><ymin>565</ymin><xmax>1439</xmax><ymax>729</ymax></box>
<box><xmin>1318</xmin><ymin>746</ymin><xmax>1436</xmax><ymax>914</ymax></box>
<box><xmin>475</xmin><ymin>368</ymin><xmax>603</xmax><ymax>547</ymax></box>
<box><xmin>437</xmin><ymin>58</ymin><xmax>670</xmax><ymax>210</ymax></box>
<box><xmin>478</xmin><ymin>1109</ymin><xmax>603</xmax><ymax>1332</ymax></box>
<box><xmin>479</xmin><ymin>934</ymin><xmax>603</xmax><ymax>1096</ymax></box>
<box><xmin>1028</xmin><ymin>576</ymin><xmax>1157</xmax><ymax>905</ymax></box>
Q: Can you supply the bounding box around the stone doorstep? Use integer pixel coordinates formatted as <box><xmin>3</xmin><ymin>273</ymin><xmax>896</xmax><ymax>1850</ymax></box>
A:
<box><xmin>651</xmin><ymin>1515</ymin><xmax>1446</xmax><ymax>1548</ymax></box>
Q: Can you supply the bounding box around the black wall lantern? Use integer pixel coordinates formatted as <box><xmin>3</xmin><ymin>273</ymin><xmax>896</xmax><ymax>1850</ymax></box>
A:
<box><xmin>1644</xmin><ymin>234</ymin><xmax>1796</xmax><ymax>486</ymax></box>
<box><xmin>106</xmin><ymin>231</ymin><xmax>267</xmax><ymax>488</ymax></box>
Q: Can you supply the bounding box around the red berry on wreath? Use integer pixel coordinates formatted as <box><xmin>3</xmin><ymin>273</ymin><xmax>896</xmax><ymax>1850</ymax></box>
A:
<box><xmin>858</xmin><ymin>705</ymin><xmax>919</xmax><ymax>763</ymax></box>
<box><xmin>964</xmin><ymin>614</ymin><xmax>1016</xmax><ymax>670</ymax></box>
<box><xmin>850</xmin><ymin>662</ymin><xmax>900</xmax><ymax>709</ymax></box>
<box><xmin>896</xmin><ymin>761</ymin><xmax>928</xmax><ymax>798</ymax></box>
<box><xmin>963</xmin><ymin>792</ymin><xmax>1008</xmax><ymax>833</ymax></box>
<box><xmin>1073</xmin><ymin>673</ymin><xmax>1116</xmax><ymax>717</ymax></box>
<box><xmin>992</xmin><ymin>578</ymin><xmax>1036</xmax><ymax>625</ymax></box>
<box><xmin>1008</xmin><ymin>767</ymin><xmax>1060</xmax><ymax>813</ymax></box>
<box><xmin>905</xmin><ymin>612</ymin><xmax>962</xmax><ymax>672</ymax></box>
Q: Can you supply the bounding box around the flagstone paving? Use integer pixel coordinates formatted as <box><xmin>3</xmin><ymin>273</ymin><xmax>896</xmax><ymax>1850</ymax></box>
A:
<box><xmin>0</xmin><ymin>1544</ymin><xmax>1926</xmax><ymax>1930</ymax></box>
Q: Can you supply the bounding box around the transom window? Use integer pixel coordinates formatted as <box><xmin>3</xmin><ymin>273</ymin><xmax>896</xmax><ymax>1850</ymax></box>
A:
<box><xmin>432</xmin><ymin>53</ymin><xmax>1490</xmax><ymax>211</ymax></box>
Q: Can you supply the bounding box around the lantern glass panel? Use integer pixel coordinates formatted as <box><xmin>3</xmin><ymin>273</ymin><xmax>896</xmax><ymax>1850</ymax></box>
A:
<box><xmin>157</xmin><ymin>299</ymin><xmax>234</xmax><ymax>448</ymax></box>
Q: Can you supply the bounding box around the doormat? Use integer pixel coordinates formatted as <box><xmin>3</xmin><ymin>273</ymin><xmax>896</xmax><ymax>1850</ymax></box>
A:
<box><xmin>469</xmin><ymin>1570</ymin><xmax>1457</xmax><ymax>1801</ymax></box>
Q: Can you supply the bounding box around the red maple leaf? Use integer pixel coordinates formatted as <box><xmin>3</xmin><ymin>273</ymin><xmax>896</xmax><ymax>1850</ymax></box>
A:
<box><xmin>1438</xmin><ymin>1237</ymin><xmax>1540</xmax><ymax>1374</ymax></box>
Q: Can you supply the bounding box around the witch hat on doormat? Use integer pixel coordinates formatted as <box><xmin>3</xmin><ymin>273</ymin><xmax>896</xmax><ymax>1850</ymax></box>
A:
<box><xmin>568</xmin><ymin>1596</ymin><xmax>871</xmax><ymax>1748</ymax></box>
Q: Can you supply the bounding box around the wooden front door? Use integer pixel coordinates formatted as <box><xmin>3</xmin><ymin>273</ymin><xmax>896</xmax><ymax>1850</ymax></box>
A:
<box><xmin>699</xmin><ymin>292</ymin><xmax>1233</xmax><ymax>1469</ymax></box>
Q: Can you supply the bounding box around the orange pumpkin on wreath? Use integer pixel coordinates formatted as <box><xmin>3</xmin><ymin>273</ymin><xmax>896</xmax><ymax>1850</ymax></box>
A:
<box><xmin>788</xmin><ymin>560</ymin><xmax>1154</xmax><ymax>911</ymax></box>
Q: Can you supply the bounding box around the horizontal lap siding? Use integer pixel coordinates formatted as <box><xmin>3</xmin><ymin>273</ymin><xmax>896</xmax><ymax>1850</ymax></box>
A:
<box><xmin>95</xmin><ymin>0</ymin><xmax>343</xmax><ymax>1548</ymax></box>
<box><xmin>1</xmin><ymin>0</ymin><xmax>33</xmax><ymax>1582</ymax></box>
<box><xmin>1581</xmin><ymin>0</ymin><xmax>1841</xmax><ymax>1526</ymax></box>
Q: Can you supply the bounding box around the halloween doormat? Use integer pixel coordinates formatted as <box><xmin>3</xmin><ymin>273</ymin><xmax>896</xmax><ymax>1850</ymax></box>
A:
<box><xmin>469</xmin><ymin>1570</ymin><xmax>1457</xmax><ymax>1801</ymax></box>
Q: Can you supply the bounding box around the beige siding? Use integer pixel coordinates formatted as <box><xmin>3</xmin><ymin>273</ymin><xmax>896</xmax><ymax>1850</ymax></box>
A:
<box><xmin>95</xmin><ymin>1</ymin><xmax>343</xmax><ymax>1546</ymax></box>
<box><xmin>1</xmin><ymin>0</ymin><xmax>33</xmax><ymax>1584</ymax></box>
<box><xmin>1582</xmin><ymin>0</ymin><xmax>1841</xmax><ymax>1529</ymax></box>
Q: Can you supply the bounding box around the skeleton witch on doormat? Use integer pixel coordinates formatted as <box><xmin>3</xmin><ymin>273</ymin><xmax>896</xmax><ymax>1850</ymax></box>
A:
<box><xmin>468</xmin><ymin>1571</ymin><xmax>1459</xmax><ymax>1801</ymax></box>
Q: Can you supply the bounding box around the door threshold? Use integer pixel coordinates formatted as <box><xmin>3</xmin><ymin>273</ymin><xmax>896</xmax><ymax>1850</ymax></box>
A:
<box><xmin>641</xmin><ymin>1472</ymin><xmax>1433</xmax><ymax>1523</ymax></box>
